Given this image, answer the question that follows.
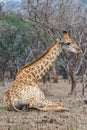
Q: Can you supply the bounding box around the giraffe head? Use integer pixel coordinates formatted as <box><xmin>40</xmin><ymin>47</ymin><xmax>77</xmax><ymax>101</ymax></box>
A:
<box><xmin>60</xmin><ymin>31</ymin><xmax>82</xmax><ymax>54</ymax></box>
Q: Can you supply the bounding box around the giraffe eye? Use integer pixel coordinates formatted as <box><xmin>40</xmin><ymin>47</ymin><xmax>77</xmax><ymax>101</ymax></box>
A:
<box><xmin>66</xmin><ymin>42</ymin><xmax>71</xmax><ymax>45</ymax></box>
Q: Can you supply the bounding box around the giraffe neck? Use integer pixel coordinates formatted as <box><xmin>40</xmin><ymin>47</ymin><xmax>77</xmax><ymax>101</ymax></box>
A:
<box><xmin>16</xmin><ymin>40</ymin><xmax>62</xmax><ymax>82</ymax></box>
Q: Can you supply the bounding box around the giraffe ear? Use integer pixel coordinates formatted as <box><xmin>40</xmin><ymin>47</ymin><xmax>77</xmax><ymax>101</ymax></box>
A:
<box><xmin>63</xmin><ymin>30</ymin><xmax>70</xmax><ymax>42</ymax></box>
<box><xmin>63</xmin><ymin>30</ymin><xmax>68</xmax><ymax>34</ymax></box>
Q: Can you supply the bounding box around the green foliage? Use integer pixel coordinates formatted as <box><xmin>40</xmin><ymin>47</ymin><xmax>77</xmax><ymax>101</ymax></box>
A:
<box><xmin>0</xmin><ymin>108</ymin><xmax>5</xmax><ymax>113</ymax></box>
<box><xmin>80</xmin><ymin>0</ymin><xmax>87</xmax><ymax>4</ymax></box>
<box><xmin>59</xmin><ymin>52</ymin><xmax>65</xmax><ymax>59</ymax></box>
<box><xmin>4</xmin><ymin>14</ymin><xmax>22</xmax><ymax>27</ymax></box>
<box><xmin>0</xmin><ymin>12</ymin><xmax>51</xmax><ymax>72</ymax></box>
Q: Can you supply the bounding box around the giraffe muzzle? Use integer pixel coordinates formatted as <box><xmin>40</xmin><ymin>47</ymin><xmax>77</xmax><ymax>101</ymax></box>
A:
<box><xmin>76</xmin><ymin>48</ymin><xmax>83</xmax><ymax>54</ymax></box>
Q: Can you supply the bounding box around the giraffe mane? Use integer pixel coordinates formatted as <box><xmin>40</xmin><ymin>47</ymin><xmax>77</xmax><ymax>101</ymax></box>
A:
<box><xmin>16</xmin><ymin>39</ymin><xmax>59</xmax><ymax>77</ymax></box>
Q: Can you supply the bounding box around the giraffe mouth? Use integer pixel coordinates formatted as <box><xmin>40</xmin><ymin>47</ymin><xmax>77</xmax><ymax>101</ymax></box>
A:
<box><xmin>76</xmin><ymin>48</ymin><xmax>83</xmax><ymax>54</ymax></box>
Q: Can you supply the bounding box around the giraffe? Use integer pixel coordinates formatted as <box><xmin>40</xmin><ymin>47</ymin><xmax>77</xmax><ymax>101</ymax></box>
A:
<box><xmin>3</xmin><ymin>31</ymin><xmax>82</xmax><ymax>111</ymax></box>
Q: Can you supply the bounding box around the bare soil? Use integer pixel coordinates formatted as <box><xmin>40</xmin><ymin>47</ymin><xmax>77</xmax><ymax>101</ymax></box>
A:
<box><xmin>0</xmin><ymin>78</ymin><xmax>87</xmax><ymax>130</ymax></box>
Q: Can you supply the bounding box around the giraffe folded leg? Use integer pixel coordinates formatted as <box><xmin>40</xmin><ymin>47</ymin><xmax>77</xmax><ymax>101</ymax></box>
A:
<box><xmin>36</xmin><ymin>99</ymin><xmax>69</xmax><ymax>111</ymax></box>
<box><xmin>38</xmin><ymin>106</ymin><xmax>69</xmax><ymax>111</ymax></box>
<box><xmin>11</xmin><ymin>103</ymin><xmax>23</xmax><ymax>112</ymax></box>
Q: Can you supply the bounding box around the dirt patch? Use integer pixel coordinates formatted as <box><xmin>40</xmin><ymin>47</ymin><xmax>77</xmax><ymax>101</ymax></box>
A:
<box><xmin>0</xmin><ymin>79</ymin><xmax>87</xmax><ymax>130</ymax></box>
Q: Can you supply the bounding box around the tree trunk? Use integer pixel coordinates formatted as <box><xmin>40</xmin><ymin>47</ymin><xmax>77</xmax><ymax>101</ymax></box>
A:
<box><xmin>70</xmin><ymin>72</ymin><xmax>76</xmax><ymax>94</ymax></box>
<box><xmin>52</xmin><ymin>63</ymin><xmax>58</xmax><ymax>83</ymax></box>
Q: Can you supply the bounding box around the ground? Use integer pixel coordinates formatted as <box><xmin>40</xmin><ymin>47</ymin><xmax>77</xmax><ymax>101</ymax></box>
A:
<box><xmin>0</xmin><ymin>78</ymin><xmax>87</xmax><ymax>130</ymax></box>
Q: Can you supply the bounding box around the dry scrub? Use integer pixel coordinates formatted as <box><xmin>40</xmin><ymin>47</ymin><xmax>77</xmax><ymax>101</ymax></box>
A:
<box><xmin>0</xmin><ymin>79</ymin><xmax>87</xmax><ymax>130</ymax></box>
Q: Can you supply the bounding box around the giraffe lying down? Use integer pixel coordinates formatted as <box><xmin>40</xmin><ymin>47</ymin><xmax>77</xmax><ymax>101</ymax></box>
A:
<box><xmin>3</xmin><ymin>82</ymin><xmax>67</xmax><ymax>111</ymax></box>
<box><xmin>3</xmin><ymin>31</ymin><xmax>82</xmax><ymax>111</ymax></box>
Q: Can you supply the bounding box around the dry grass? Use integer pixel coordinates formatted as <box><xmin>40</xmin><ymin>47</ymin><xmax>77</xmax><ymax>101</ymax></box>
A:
<box><xmin>0</xmin><ymin>79</ymin><xmax>87</xmax><ymax>130</ymax></box>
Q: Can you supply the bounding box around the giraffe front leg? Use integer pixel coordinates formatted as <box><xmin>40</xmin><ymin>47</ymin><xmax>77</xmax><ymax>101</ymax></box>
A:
<box><xmin>39</xmin><ymin>106</ymin><xmax>69</xmax><ymax>111</ymax></box>
<box><xmin>37</xmin><ymin>99</ymin><xmax>69</xmax><ymax>111</ymax></box>
<box><xmin>42</xmin><ymin>99</ymin><xmax>63</xmax><ymax>107</ymax></box>
<box><xmin>32</xmin><ymin>87</ymin><xmax>68</xmax><ymax>111</ymax></box>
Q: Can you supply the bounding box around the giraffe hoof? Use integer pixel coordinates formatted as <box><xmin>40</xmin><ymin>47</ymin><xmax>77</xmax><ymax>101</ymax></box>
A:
<box><xmin>56</xmin><ymin>102</ymin><xmax>63</xmax><ymax>107</ymax></box>
<box><xmin>83</xmin><ymin>99</ymin><xmax>87</xmax><ymax>104</ymax></box>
